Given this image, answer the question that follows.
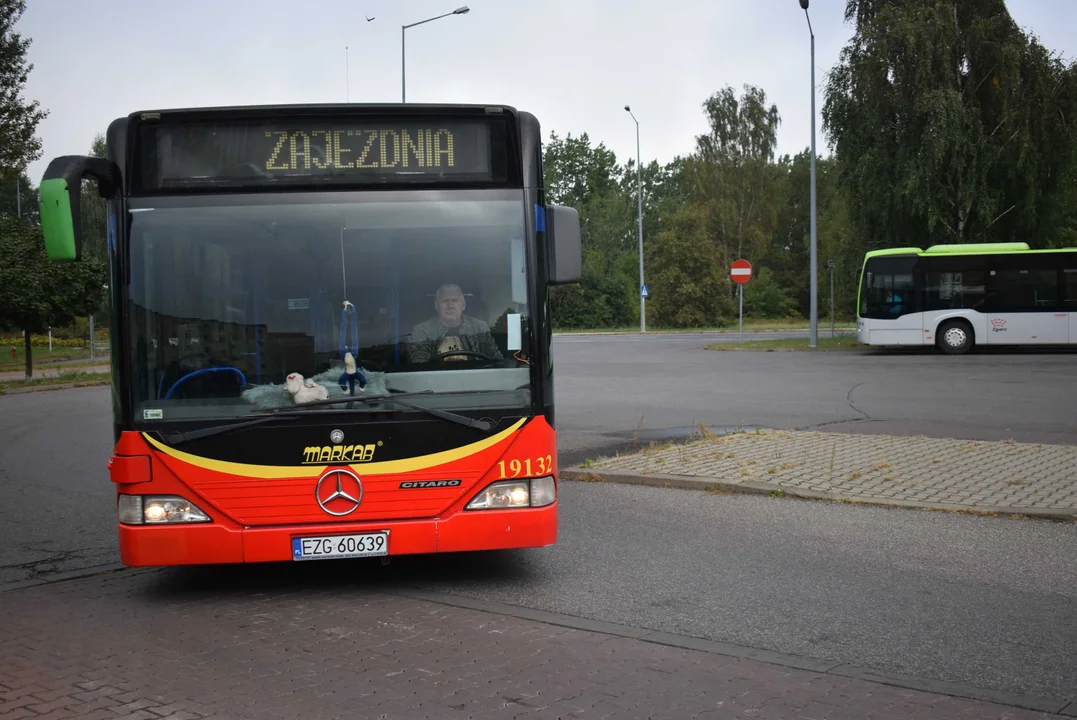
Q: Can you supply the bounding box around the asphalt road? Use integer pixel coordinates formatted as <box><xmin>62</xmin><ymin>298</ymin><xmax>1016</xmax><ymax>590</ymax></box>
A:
<box><xmin>393</xmin><ymin>482</ymin><xmax>1075</xmax><ymax>701</ymax></box>
<box><xmin>0</xmin><ymin>386</ymin><xmax>115</xmax><ymax>583</ymax></box>
<box><xmin>1</xmin><ymin>333</ymin><xmax>1075</xmax><ymax>702</ymax></box>
<box><xmin>553</xmin><ymin>331</ymin><xmax>1077</xmax><ymax>465</ymax></box>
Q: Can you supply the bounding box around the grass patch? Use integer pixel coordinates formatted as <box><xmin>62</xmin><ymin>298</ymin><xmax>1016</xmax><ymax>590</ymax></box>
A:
<box><xmin>0</xmin><ymin>347</ymin><xmax>110</xmax><ymax>373</ymax></box>
<box><xmin>0</xmin><ymin>369</ymin><xmax>111</xmax><ymax>394</ymax></box>
<box><xmin>705</xmin><ymin>335</ymin><xmax>862</xmax><ymax>352</ymax></box>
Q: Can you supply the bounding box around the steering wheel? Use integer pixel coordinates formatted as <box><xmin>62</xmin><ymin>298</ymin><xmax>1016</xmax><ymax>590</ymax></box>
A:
<box><xmin>432</xmin><ymin>350</ymin><xmax>498</xmax><ymax>363</ymax></box>
<box><xmin>162</xmin><ymin>366</ymin><xmax>247</xmax><ymax>400</ymax></box>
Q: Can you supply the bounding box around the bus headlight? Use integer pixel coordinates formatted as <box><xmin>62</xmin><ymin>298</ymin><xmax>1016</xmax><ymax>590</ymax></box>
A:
<box><xmin>118</xmin><ymin>495</ymin><xmax>211</xmax><ymax>524</ymax></box>
<box><xmin>466</xmin><ymin>477</ymin><xmax>557</xmax><ymax>510</ymax></box>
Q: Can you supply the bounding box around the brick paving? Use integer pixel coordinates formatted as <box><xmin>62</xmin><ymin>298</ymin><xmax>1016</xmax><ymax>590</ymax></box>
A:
<box><xmin>0</xmin><ymin>568</ymin><xmax>1068</xmax><ymax>719</ymax></box>
<box><xmin>573</xmin><ymin>430</ymin><xmax>1077</xmax><ymax>518</ymax></box>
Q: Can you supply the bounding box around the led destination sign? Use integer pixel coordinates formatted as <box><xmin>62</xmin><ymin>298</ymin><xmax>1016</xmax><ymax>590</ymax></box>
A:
<box><xmin>136</xmin><ymin>115</ymin><xmax>509</xmax><ymax>190</ymax></box>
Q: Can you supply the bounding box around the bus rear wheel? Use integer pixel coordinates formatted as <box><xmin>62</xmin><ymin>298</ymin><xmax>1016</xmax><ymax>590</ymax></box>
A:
<box><xmin>937</xmin><ymin>320</ymin><xmax>973</xmax><ymax>355</ymax></box>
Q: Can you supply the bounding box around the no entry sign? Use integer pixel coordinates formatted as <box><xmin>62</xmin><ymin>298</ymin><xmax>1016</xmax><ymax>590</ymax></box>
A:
<box><xmin>730</xmin><ymin>259</ymin><xmax>752</xmax><ymax>285</ymax></box>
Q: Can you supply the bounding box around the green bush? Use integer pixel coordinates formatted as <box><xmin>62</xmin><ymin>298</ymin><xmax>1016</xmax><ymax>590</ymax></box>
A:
<box><xmin>0</xmin><ymin>333</ymin><xmax>107</xmax><ymax>349</ymax></box>
<box><xmin>743</xmin><ymin>267</ymin><xmax>800</xmax><ymax>320</ymax></box>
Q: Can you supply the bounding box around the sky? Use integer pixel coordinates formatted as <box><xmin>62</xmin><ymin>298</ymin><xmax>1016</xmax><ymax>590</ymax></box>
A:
<box><xmin>15</xmin><ymin>0</ymin><xmax>1077</xmax><ymax>186</ymax></box>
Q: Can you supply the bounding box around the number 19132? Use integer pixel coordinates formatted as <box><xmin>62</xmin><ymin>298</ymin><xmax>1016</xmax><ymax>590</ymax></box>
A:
<box><xmin>497</xmin><ymin>455</ymin><xmax>553</xmax><ymax>479</ymax></box>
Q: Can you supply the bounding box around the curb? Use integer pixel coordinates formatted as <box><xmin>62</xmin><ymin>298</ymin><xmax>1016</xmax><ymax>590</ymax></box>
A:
<box><xmin>560</xmin><ymin>467</ymin><xmax>1077</xmax><ymax>522</ymax></box>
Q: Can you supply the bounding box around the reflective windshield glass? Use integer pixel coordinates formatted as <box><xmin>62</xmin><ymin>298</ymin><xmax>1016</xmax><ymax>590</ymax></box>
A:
<box><xmin>127</xmin><ymin>191</ymin><xmax>532</xmax><ymax>422</ymax></box>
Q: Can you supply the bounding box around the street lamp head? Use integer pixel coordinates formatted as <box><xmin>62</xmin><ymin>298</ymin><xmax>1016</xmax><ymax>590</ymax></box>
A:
<box><xmin>624</xmin><ymin>105</ymin><xmax>631</xmax><ymax>111</ymax></box>
<box><xmin>799</xmin><ymin>0</ymin><xmax>809</xmax><ymax>8</ymax></box>
<box><xmin>453</xmin><ymin>6</ymin><xmax>470</xmax><ymax>14</ymax></box>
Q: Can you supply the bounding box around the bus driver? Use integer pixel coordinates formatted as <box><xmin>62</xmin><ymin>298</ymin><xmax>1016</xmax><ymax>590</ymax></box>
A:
<box><xmin>407</xmin><ymin>284</ymin><xmax>503</xmax><ymax>363</ymax></box>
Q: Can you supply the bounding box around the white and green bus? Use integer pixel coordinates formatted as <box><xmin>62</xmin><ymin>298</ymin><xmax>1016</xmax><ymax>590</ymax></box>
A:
<box><xmin>856</xmin><ymin>242</ymin><xmax>1077</xmax><ymax>354</ymax></box>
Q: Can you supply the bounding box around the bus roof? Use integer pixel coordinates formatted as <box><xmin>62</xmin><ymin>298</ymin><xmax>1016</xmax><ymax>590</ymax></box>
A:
<box><xmin>120</xmin><ymin>102</ymin><xmax>519</xmax><ymax>120</ymax></box>
<box><xmin>864</xmin><ymin>242</ymin><xmax>1077</xmax><ymax>260</ymax></box>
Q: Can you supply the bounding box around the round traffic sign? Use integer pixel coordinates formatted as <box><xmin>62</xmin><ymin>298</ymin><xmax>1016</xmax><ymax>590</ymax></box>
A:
<box><xmin>730</xmin><ymin>259</ymin><xmax>752</xmax><ymax>285</ymax></box>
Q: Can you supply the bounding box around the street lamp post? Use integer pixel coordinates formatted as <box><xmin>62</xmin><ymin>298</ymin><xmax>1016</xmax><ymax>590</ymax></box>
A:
<box><xmin>625</xmin><ymin>105</ymin><xmax>645</xmax><ymax>333</ymax></box>
<box><xmin>402</xmin><ymin>6</ymin><xmax>470</xmax><ymax>102</ymax></box>
<box><xmin>801</xmin><ymin>0</ymin><xmax>818</xmax><ymax>348</ymax></box>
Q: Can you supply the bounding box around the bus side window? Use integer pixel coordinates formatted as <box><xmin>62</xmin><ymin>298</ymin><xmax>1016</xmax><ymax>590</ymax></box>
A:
<box><xmin>989</xmin><ymin>256</ymin><xmax>1059</xmax><ymax>312</ymax></box>
<box><xmin>870</xmin><ymin>273</ymin><xmax>912</xmax><ymax>313</ymax></box>
<box><xmin>1064</xmin><ymin>269</ymin><xmax>1077</xmax><ymax>308</ymax></box>
<box><xmin>926</xmin><ymin>271</ymin><xmax>986</xmax><ymax>311</ymax></box>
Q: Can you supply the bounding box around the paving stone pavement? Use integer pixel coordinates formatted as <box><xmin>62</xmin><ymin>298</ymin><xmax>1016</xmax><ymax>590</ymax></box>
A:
<box><xmin>571</xmin><ymin>430</ymin><xmax>1077</xmax><ymax>518</ymax></box>
<box><xmin>0</xmin><ymin>567</ymin><xmax>1070</xmax><ymax>720</ymax></box>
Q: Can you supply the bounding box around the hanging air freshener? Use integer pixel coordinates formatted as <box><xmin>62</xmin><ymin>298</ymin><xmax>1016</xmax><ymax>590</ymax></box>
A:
<box><xmin>335</xmin><ymin>221</ymin><xmax>366</xmax><ymax>396</ymax></box>
<box><xmin>338</xmin><ymin>300</ymin><xmax>366</xmax><ymax>395</ymax></box>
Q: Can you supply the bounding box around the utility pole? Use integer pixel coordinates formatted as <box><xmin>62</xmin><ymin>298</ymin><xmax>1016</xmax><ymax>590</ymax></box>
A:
<box><xmin>801</xmin><ymin>0</ymin><xmax>819</xmax><ymax>348</ymax></box>
<box><xmin>828</xmin><ymin>259</ymin><xmax>835</xmax><ymax>337</ymax></box>
<box><xmin>625</xmin><ymin>105</ymin><xmax>645</xmax><ymax>332</ymax></box>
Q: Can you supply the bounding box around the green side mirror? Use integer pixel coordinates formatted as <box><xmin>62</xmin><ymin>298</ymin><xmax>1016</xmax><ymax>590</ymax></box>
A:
<box><xmin>38</xmin><ymin>155</ymin><xmax>121</xmax><ymax>262</ymax></box>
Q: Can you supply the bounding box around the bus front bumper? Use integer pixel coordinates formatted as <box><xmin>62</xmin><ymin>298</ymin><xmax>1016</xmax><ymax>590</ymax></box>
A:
<box><xmin>117</xmin><ymin>503</ymin><xmax>557</xmax><ymax>566</ymax></box>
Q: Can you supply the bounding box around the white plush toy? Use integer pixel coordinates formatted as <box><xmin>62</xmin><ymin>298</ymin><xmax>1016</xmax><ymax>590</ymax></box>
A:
<box><xmin>285</xmin><ymin>372</ymin><xmax>329</xmax><ymax>404</ymax></box>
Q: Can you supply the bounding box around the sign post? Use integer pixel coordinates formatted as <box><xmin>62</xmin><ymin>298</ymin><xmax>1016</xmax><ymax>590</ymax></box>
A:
<box><xmin>730</xmin><ymin>259</ymin><xmax>752</xmax><ymax>342</ymax></box>
<box><xmin>827</xmin><ymin>259</ymin><xmax>835</xmax><ymax>338</ymax></box>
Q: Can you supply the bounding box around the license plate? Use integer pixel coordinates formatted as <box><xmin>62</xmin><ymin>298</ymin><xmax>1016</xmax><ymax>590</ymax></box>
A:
<box><xmin>292</xmin><ymin>532</ymin><xmax>388</xmax><ymax>561</ymax></box>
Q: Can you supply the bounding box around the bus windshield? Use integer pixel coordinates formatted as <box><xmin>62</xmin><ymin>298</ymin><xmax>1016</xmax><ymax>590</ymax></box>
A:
<box><xmin>127</xmin><ymin>189</ymin><xmax>532</xmax><ymax>423</ymax></box>
<box><xmin>859</xmin><ymin>256</ymin><xmax>917</xmax><ymax>319</ymax></box>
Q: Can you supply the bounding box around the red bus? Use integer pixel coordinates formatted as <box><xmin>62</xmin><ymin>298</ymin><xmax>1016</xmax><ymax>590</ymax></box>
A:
<box><xmin>38</xmin><ymin>104</ymin><xmax>581</xmax><ymax>566</ymax></box>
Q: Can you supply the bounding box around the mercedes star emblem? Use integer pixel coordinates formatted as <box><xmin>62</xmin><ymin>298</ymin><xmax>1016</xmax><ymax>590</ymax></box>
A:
<box><xmin>330</xmin><ymin>429</ymin><xmax>344</xmax><ymax>445</ymax></box>
<box><xmin>315</xmin><ymin>469</ymin><xmax>364</xmax><ymax>516</ymax></box>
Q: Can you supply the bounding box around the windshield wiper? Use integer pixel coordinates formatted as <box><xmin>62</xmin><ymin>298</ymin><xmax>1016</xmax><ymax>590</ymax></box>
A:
<box><xmin>257</xmin><ymin>390</ymin><xmax>434</xmax><ymax>413</ymax></box>
<box><xmin>161</xmin><ymin>414</ymin><xmax>302</xmax><ymax>445</ymax></box>
<box><xmin>161</xmin><ymin>391</ymin><xmax>492</xmax><ymax>446</ymax></box>
<box><xmin>269</xmin><ymin>392</ymin><xmax>494</xmax><ymax>432</ymax></box>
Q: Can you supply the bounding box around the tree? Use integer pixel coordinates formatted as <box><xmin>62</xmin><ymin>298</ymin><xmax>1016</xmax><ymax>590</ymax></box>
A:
<box><xmin>77</xmin><ymin>134</ymin><xmax>112</xmax><ymax>328</ymax></box>
<box><xmin>640</xmin><ymin>85</ymin><xmax>784</xmax><ymax>326</ymax></box>
<box><xmin>743</xmin><ymin>266</ymin><xmax>798</xmax><ymax>319</ymax></box>
<box><xmin>0</xmin><ymin>0</ymin><xmax>48</xmax><ymax>185</ymax></box>
<box><xmin>646</xmin><ymin>196</ymin><xmax>735</xmax><ymax>327</ymax></box>
<box><xmin>543</xmin><ymin>131</ymin><xmax>622</xmax><ymax>209</ymax></box>
<box><xmin>824</xmin><ymin>0</ymin><xmax>1077</xmax><ymax>251</ymax></box>
<box><xmin>543</xmin><ymin>131</ymin><xmax>638</xmax><ymax>328</ymax></box>
<box><xmin>766</xmin><ymin>150</ymin><xmax>856</xmax><ymax>318</ymax></box>
<box><xmin>81</xmin><ymin>133</ymin><xmax>108</xmax><ymax>262</ymax></box>
<box><xmin>0</xmin><ymin>169</ymin><xmax>37</xmax><ymax>224</ymax></box>
<box><xmin>693</xmin><ymin>84</ymin><xmax>783</xmax><ymax>262</ymax></box>
<box><xmin>0</xmin><ymin>217</ymin><xmax>106</xmax><ymax>378</ymax></box>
